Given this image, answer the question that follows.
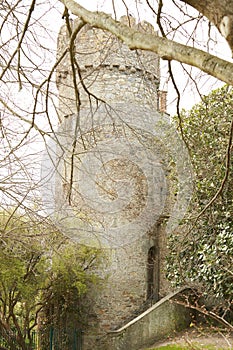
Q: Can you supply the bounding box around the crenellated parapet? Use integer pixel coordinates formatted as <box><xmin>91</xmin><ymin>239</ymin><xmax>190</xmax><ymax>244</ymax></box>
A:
<box><xmin>56</xmin><ymin>16</ymin><xmax>160</xmax><ymax>117</ymax></box>
<box><xmin>57</xmin><ymin>16</ymin><xmax>159</xmax><ymax>75</ymax></box>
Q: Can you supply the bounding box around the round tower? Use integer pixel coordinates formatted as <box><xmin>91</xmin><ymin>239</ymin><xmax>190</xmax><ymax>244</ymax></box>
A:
<box><xmin>51</xmin><ymin>17</ymin><xmax>178</xmax><ymax>350</ymax></box>
<box><xmin>56</xmin><ymin>16</ymin><xmax>160</xmax><ymax>117</ymax></box>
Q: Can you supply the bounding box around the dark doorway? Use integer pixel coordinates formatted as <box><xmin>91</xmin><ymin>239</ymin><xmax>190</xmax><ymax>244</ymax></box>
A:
<box><xmin>147</xmin><ymin>245</ymin><xmax>159</xmax><ymax>302</ymax></box>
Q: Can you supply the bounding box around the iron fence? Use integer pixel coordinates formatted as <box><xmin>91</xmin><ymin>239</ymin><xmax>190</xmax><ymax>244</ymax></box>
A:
<box><xmin>0</xmin><ymin>327</ymin><xmax>83</xmax><ymax>350</ymax></box>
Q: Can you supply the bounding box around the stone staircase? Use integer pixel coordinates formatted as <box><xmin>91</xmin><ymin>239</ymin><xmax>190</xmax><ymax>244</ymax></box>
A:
<box><xmin>101</xmin><ymin>287</ymin><xmax>195</xmax><ymax>350</ymax></box>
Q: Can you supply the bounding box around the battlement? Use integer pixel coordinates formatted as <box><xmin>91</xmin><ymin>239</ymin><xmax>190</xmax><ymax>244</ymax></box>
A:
<box><xmin>56</xmin><ymin>16</ymin><xmax>160</xmax><ymax>116</ymax></box>
<box><xmin>56</xmin><ymin>15</ymin><xmax>160</xmax><ymax>85</ymax></box>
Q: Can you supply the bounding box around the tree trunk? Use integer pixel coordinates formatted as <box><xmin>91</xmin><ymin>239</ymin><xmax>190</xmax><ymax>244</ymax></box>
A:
<box><xmin>181</xmin><ymin>0</ymin><xmax>233</xmax><ymax>53</ymax></box>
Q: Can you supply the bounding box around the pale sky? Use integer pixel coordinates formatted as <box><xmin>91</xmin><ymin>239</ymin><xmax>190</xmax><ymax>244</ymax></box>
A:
<box><xmin>68</xmin><ymin>0</ymin><xmax>231</xmax><ymax>114</ymax></box>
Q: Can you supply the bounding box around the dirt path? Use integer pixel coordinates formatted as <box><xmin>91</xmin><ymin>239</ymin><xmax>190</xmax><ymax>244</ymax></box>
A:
<box><xmin>145</xmin><ymin>327</ymin><xmax>233</xmax><ymax>349</ymax></box>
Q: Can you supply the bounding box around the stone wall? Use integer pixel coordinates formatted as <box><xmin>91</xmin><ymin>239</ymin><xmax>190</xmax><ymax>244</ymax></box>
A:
<box><xmin>95</xmin><ymin>288</ymin><xmax>194</xmax><ymax>350</ymax></box>
<box><xmin>56</xmin><ymin>17</ymin><xmax>160</xmax><ymax>119</ymax></box>
<box><xmin>54</xmin><ymin>16</ymin><xmax>177</xmax><ymax>348</ymax></box>
<box><xmin>53</xmin><ymin>103</ymin><xmax>174</xmax><ymax>345</ymax></box>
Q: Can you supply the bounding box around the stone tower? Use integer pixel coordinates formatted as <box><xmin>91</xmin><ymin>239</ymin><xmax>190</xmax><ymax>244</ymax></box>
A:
<box><xmin>44</xmin><ymin>15</ymin><xmax>191</xmax><ymax>350</ymax></box>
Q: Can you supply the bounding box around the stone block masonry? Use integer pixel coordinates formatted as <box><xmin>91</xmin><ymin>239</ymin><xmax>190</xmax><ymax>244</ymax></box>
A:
<box><xmin>98</xmin><ymin>288</ymin><xmax>194</xmax><ymax>350</ymax></box>
<box><xmin>50</xmin><ymin>14</ymin><xmax>192</xmax><ymax>350</ymax></box>
<box><xmin>56</xmin><ymin>17</ymin><xmax>160</xmax><ymax>119</ymax></box>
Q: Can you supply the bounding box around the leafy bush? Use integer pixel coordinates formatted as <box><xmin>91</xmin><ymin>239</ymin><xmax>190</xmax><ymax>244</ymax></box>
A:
<box><xmin>0</xmin><ymin>210</ymin><xmax>101</xmax><ymax>349</ymax></box>
<box><xmin>167</xmin><ymin>86</ymin><xmax>233</xmax><ymax>318</ymax></box>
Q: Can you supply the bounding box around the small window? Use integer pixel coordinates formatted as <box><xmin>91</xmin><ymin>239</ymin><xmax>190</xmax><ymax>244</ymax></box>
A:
<box><xmin>147</xmin><ymin>246</ymin><xmax>159</xmax><ymax>302</ymax></box>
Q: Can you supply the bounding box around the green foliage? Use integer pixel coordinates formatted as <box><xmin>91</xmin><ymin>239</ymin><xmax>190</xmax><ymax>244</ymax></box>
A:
<box><xmin>0</xmin><ymin>210</ymin><xmax>101</xmax><ymax>349</ymax></box>
<box><xmin>167</xmin><ymin>86</ymin><xmax>233</xmax><ymax>314</ymax></box>
<box><xmin>43</xmin><ymin>242</ymin><xmax>101</xmax><ymax>332</ymax></box>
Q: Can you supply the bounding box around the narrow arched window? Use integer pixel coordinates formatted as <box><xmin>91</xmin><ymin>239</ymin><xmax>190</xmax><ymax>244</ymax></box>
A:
<box><xmin>147</xmin><ymin>246</ymin><xmax>159</xmax><ymax>302</ymax></box>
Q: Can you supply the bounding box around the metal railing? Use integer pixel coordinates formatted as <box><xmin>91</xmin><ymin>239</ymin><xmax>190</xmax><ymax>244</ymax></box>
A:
<box><xmin>0</xmin><ymin>327</ymin><xmax>83</xmax><ymax>350</ymax></box>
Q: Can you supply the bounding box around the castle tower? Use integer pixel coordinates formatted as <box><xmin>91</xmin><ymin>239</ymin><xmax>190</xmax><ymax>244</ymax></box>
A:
<box><xmin>56</xmin><ymin>16</ymin><xmax>160</xmax><ymax>114</ymax></box>
<box><xmin>51</xmin><ymin>16</ymin><xmax>179</xmax><ymax>350</ymax></box>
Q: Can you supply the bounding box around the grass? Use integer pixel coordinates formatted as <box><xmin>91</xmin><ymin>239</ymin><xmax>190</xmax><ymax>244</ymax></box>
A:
<box><xmin>145</xmin><ymin>344</ymin><xmax>227</xmax><ymax>350</ymax></box>
<box><xmin>143</xmin><ymin>324</ymin><xmax>232</xmax><ymax>350</ymax></box>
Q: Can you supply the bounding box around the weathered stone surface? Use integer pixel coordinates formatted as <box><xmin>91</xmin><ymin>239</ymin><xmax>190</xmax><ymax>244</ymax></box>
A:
<box><xmin>49</xmin><ymin>16</ymin><xmax>192</xmax><ymax>349</ymax></box>
<box><xmin>97</xmin><ymin>288</ymin><xmax>194</xmax><ymax>350</ymax></box>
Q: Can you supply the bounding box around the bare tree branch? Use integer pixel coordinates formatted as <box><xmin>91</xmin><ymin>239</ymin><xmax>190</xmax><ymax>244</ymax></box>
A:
<box><xmin>181</xmin><ymin>0</ymin><xmax>233</xmax><ymax>53</ymax></box>
<box><xmin>60</xmin><ymin>0</ymin><xmax>233</xmax><ymax>85</ymax></box>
